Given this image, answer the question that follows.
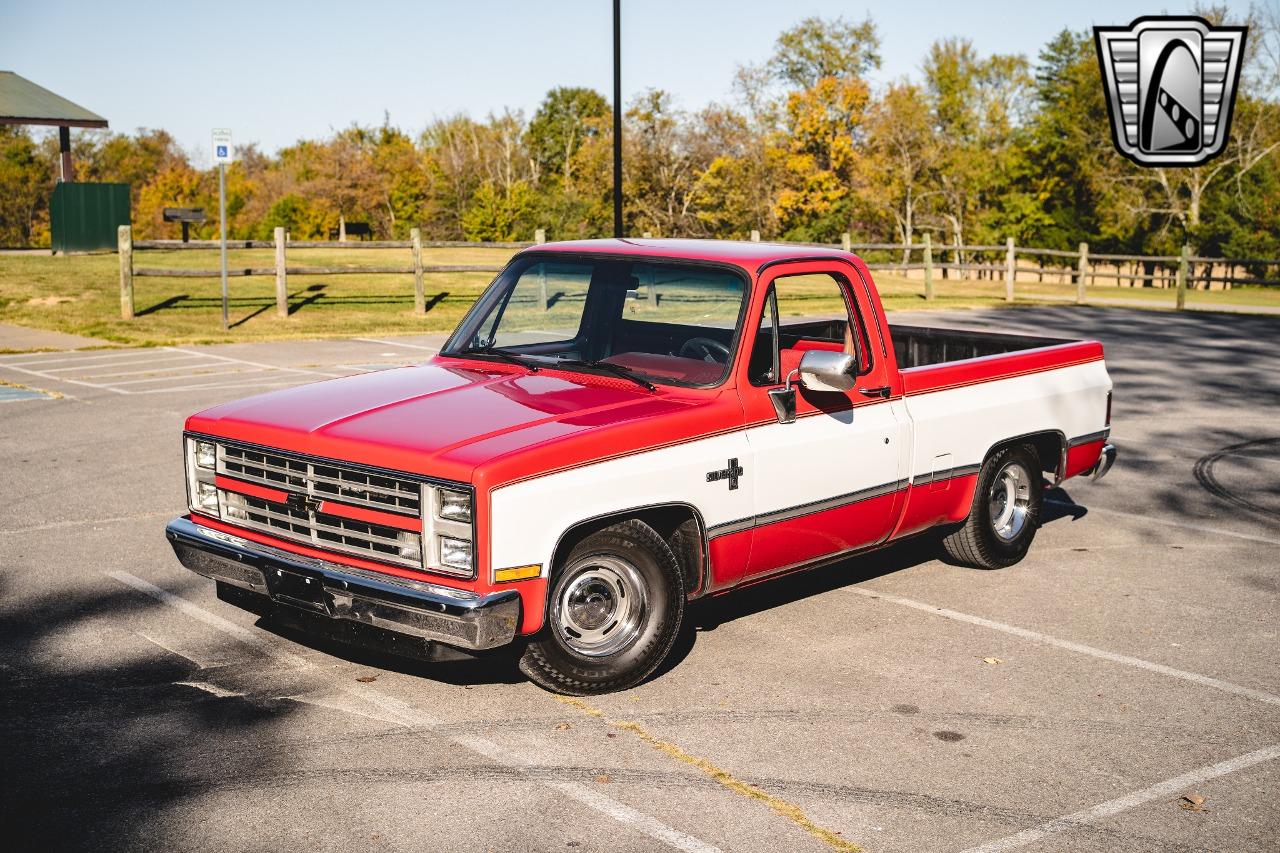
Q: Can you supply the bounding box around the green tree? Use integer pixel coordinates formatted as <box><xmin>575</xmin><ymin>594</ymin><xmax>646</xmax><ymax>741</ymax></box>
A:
<box><xmin>769</xmin><ymin>15</ymin><xmax>881</xmax><ymax>88</ymax></box>
<box><xmin>0</xmin><ymin>126</ymin><xmax>52</xmax><ymax>247</ymax></box>
<box><xmin>526</xmin><ymin>87</ymin><xmax>610</xmax><ymax>183</ymax></box>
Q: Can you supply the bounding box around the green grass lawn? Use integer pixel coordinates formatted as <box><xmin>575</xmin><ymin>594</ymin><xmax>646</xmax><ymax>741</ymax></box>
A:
<box><xmin>1</xmin><ymin>247</ymin><xmax>1275</xmax><ymax>348</ymax></box>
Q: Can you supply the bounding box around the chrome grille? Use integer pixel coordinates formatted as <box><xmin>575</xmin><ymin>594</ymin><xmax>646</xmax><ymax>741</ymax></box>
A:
<box><xmin>221</xmin><ymin>444</ymin><xmax>420</xmax><ymax>516</ymax></box>
<box><xmin>215</xmin><ymin>442</ymin><xmax>423</xmax><ymax>569</ymax></box>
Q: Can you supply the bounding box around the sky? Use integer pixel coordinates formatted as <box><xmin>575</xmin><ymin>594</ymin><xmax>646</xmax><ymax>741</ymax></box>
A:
<box><xmin>0</xmin><ymin>0</ymin><xmax>1254</xmax><ymax>161</ymax></box>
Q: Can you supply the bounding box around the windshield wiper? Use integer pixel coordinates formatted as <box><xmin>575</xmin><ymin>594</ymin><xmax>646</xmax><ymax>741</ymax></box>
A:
<box><xmin>456</xmin><ymin>345</ymin><xmax>540</xmax><ymax>372</ymax></box>
<box><xmin>552</xmin><ymin>359</ymin><xmax>657</xmax><ymax>392</ymax></box>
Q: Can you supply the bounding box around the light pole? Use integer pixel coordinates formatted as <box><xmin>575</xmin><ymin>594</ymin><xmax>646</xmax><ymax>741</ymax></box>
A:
<box><xmin>612</xmin><ymin>0</ymin><xmax>623</xmax><ymax>238</ymax></box>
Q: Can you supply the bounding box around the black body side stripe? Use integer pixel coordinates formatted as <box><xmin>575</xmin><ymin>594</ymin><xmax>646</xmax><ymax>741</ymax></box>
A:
<box><xmin>910</xmin><ymin>463</ymin><xmax>982</xmax><ymax>486</ymax></box>
<box><xmin>1067</xmin><ymin>428</ymin><xmax>1111</xmax><ymax>447</ymax></box>
<box><xmin>708</xmin><ymin>478</ymin><xmax>909</xmax><ymax>538</ymax></box>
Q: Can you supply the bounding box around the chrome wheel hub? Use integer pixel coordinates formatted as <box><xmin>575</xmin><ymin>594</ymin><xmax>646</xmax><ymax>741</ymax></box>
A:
<box><xmin>988</xmin><ymin>461</ymin><xmax>1032</xmax><ymax>541</ymax></box>
<box><xmin>553</xmin><ymin>555</ymin><xmax>648</xmax><ymax>657</ymax></box>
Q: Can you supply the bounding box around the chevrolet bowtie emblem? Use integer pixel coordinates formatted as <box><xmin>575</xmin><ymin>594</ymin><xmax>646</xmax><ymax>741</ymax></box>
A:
<box><xmin>707</xmin><ymin>458</ymin><xmax>744</xmax><ymax>490</ymax></box>
<box><xmin>1095</xmin><ymin>16</ymin><xmax>1246</xmax><ymax>167</ymax></box>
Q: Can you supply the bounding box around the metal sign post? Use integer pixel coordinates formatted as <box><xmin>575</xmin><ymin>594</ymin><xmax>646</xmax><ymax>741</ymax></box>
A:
<box><xmin>212</xmin><ymin>128</ymin><xmax>234</xmax><ymax>330</ymax></box>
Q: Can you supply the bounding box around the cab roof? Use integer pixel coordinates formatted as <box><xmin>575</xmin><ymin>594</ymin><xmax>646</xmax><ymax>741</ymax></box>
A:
<box><xmin>524</xmin><ymin>238</ymin><xmax>854</xmax><ymax>274</ymax></box>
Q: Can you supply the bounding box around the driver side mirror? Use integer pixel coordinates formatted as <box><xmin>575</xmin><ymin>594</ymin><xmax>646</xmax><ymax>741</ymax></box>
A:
<box><xmin>767</xmin><ymin>350</ymin><xmax>858</xmax><ymax>424</ymax></box>
<box><xmin>797</xmin><ymin>349</ymin><xmax>857</xmax><ymax>392</ymax></box>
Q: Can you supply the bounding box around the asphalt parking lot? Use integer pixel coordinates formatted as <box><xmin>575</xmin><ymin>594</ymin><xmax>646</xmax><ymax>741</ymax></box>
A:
<box><xmin>2</xmin><ymin>306</ymin><xmax>1277</xmax><ymax>853</ymax></box>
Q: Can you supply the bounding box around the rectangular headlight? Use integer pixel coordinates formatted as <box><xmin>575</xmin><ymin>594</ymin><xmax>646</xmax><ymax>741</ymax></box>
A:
<box><xmin>195</xmin><ymin>440</ymin><xmax>216</xmax><ymax>470</ymax></box>
<box><xmin>437</xmin><ymin>488</ymin><xmax>472</xmax><ymax>523</ymax></box>
<box><xmin>439</xmin><ymin>536</ymin><xmax>472</xmax><ymax>572</ymax></box>
<box><xmin>186</xmin><ymin>437</ymin><xmax>220</xmax><ymax>519</ymax></box>
<box><xmin>196</xmin><ymin>481</ymin><xmax>218</xmax><ymax>511</ymax></box>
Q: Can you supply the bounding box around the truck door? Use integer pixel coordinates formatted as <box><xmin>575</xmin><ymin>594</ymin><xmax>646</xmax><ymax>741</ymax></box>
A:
<box><xmin>735</xmin><ymin>262</ymin><xmax>908</xmax><ymax>581</ymax></box>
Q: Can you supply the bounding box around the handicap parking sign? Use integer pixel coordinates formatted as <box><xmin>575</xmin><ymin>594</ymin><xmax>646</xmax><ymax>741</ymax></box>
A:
<box><xmin>211</xmin><ymin>128</ymin><xmax>233</xmax><ymax>164</ymax></box>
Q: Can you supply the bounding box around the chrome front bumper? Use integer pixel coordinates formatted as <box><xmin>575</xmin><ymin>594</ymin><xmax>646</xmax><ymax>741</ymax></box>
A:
<box><xmin>165</xmin><ymin>517</ymin><xmax>519</xmax><ymax>651</ymax></box>
<box><xmin>1088</xmin><ymin>443</ymin><xmax>1117</xmax><ymax>482</ymax></box>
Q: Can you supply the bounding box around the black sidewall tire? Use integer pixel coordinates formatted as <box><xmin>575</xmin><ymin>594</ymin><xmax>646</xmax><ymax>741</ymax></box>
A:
<box><xmin>973</xmin><ymin>446</ymin><xmax>1043</xmax><ymax>566</ymax></box>
<box><xmin>519</xmin><ymin>520</ymin><xmax>684</xmax><ymax>695</ymax></box>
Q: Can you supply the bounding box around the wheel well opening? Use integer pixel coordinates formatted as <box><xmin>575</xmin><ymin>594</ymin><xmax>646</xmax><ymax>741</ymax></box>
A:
<box><xmin>551</xmin><ymin>506</ymin><xmax>705</xmax><ymax>595</ymax></box>
<box><xmin>987</xmin><ymin>432</ymin><xmax>1064</xmax><ymax>479</ymax></box>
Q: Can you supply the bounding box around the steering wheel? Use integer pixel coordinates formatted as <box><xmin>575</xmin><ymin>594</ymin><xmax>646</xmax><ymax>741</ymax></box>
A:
<box><xmin>679</xmin><ymin>337</ymin><xmax>731</xmax><ymax>363</ymax></box>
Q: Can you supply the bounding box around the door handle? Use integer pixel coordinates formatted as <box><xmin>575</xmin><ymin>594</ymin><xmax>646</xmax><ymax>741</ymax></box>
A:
<box><xmin>858</xmin><ymin>386</ymin><xmax>891</xmax><ymax>399</ymax></box>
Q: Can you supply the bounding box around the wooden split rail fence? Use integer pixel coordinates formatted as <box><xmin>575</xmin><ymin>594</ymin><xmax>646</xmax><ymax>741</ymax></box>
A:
<box><xmin>115</xmin><ymin>225</ymin><xmax>1278</xmax><ymax>321</ymax></box>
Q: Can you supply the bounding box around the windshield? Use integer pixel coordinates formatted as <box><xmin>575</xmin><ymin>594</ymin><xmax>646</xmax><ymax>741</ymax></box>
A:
<box><xmin>443</xmin><ymin>255</ymin><xmax>748</xmax><ymax>387</ymax></box>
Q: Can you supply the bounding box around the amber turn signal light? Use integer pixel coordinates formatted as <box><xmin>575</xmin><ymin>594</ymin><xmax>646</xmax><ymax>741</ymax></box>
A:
<box><xmin>494</xmin><ymin>564</ymin><xmax>541</xmax><ymax>583</ymax></box>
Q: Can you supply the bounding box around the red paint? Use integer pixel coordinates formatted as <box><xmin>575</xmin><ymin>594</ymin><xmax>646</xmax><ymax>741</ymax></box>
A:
<box><xmin>741</xmin><ymin>490</ymin><xmax>902</xmax><ymax>582</ymax></box>
<box><xmin>708</xmin><ymin>529</ymin><xmax>753</xmax><ymax>589</ymax></box>
<box><xmin>890</xmin><ymin>474</ymin><xmax>980</xmax><ymax>539</ymax></box>
<box><xmin>316</xmin><ymin>500</ymin><xmax>423</xmax><ymax>533</ymax></box>
<box><xmin>215</xmin><ymin>475</ymin><xmax>287</xmax><ymax>504</ymax></box>
<box><xmin>1065</xmin><ymin>439</ymin><xmax>1105</xmax><ymax>479</ymax></box>
<box><xmin>901</xmin><ymin>341</ymin><xmax>1104</xmax><ymax>396</ymax></box>
<box><xmin>179</xmin><ymin>240</ymin><xmax>1112</xmax><ymax>643</ymax></box>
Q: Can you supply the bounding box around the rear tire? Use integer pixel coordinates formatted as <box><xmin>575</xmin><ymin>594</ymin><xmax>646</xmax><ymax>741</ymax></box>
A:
<box><xmin>941</xmin><ymin>444</ymin><xmax>1043</xmax><ymax>569</ymax></box>
<box><xmin>519</xmin><ymin>520</ymin><xmax>685</xmax><ymax>695</ymax></box>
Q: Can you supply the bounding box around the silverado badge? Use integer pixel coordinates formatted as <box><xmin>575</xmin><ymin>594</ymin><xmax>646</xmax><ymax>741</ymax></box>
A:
<box><xmin>706</xmin><ymin>458</ymin><xmax>745</xmax><ymax>490</ymax></box>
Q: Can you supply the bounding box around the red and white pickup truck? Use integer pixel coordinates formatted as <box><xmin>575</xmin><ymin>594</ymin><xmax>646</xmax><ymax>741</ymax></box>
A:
<box><xmin>168</xmin><ymin>239</ymin><xmax>1115</xmax><ymax>694</ymax></box>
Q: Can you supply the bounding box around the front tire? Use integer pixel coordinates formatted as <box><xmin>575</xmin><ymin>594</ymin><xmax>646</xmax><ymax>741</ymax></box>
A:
<box><xmin>941</xmin><ymin>444</ymin><xmax>1043</xmax><ymax>569</ymax></box>
<box><xmin>519</xmin><ymin>520</ymin><xmax>685</xmax><ymax>695</ymax></box>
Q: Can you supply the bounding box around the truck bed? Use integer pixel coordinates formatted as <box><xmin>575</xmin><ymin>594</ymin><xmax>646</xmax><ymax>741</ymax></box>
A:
<box><xmin>889</xmin><ymin>324</ymin><xmax>1077</xmax><ymax>370</ymax></box>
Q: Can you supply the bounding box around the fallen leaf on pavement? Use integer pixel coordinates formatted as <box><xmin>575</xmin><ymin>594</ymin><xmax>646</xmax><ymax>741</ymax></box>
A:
<box><xmin>555</xmin><ymin>722</ymin><xmax>571</xmax><ymax>730</ymax></box>
<box><xmin>606</xmin><ymin>732</ymin><xmax>617</xmax><ymax>739</ymax></box>
<box><xmin>594</xmin><ymin>773</ymin><xmax>613</xmax><ymax>784</ymax></box>
<box><xmin>983</xmin><ymin>657</ymin><xmax>1003</xmax><ymax>665</ymax></box>
<box><xmin>1178</xmin><ymin>794</ymin><xmax>1208</xmax><ymax>812</ymax></box>
<box><xmin>355</xmin><ymin>676</ymin><xmax>377</xmax><ymax>683</ymax></box>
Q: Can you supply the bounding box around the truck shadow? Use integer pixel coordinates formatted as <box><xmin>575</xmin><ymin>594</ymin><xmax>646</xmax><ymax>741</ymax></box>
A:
<box><xmin>0</xmin><ymin>574</ymin><xmax>312</xmax><ymax>850</ymax></box>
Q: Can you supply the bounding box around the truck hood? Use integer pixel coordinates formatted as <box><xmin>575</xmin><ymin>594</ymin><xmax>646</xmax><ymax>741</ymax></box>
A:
<box><xmin>186</xmin><ymin>361</ymin><xmax>715</xmax><ymax>486</ymax></box>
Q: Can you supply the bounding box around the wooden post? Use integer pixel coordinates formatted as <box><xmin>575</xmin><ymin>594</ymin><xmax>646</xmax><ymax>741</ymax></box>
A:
<box><xmin>58</xmin><ymin>126</ymin><xmax>75</xmax><ymax>183</ymax></box>
<box><xmin>923</xmin><ymin>232</ymin><xmax>934</xmax><ymax>301</ymax></box>
<box><xmin>534</xmin><ymin>229</ymin><xmax>549</xmax><ymax>311</ymax></box>
<box><xmin>411</xmin><ymin>228</ymin><xmax>425</xmax><ymax>315</ymax></box>
<box><xmin>750</xmin><ymin>229</ymin><xmax>760</xmax><ymax>242</ymax></box>
<box><xmin>1076</xmin><ymin>242</ymin><xmax>1089</xmax><ymax>304</ymax></box>
<box><xmin>1176</xmin><ymin>244</ymin><xmax>1189</xmax><ymax>310</ymax></box>
<box><xmin>841</xmin><ymin>232</ymin><xmax>851</xmax><ymax>252</ymax></box>
<box><xmin>274</xmin><ymin>227</ymin><xmax>288</xmax><ymax>318</ymax></box>
<box><xmin>338</xmin><ymin>214</ymin><xmax>346</xmax><ymax>242</ymax></box>
<box><xmin>118</xmin><ymin>225</ymin><xmax>133</xmax><ymax>320</ymax></box>
<box><xmin>1003</xmin><ymin>235</ymin><xmax>1013</xmax><ymax>302</ymax></box>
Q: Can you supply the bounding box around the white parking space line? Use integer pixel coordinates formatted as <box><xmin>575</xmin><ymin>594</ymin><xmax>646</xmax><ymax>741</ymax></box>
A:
<box><xmin>0</xmin><ymin>346</ymin><xmax>356</xmax><ymax>395</ymax></box>
<box><xmin>106</xmin><ymin>571</ymin><xmax>311</xmax><ymax>669</ymax></box>
<box><xmin>960</xmin><ymin>742</ymin><xmax>1280</xmax><ymax>852</ymax></box>
<box><xmin>1047</xmin><ymin>500</ymin><xmax>1280</xmax><ymax>548</ymax></box>
<box><xmin>73</xmin><ymin>359</ymin><xmax>216</xmax><ymax>380</ymax></box>
<box><xmin>360</xmin><ymin>692</ymin><xmax>722</xmax><ymax>853</ymax></box>
<box><xmin>105</xmin><ymin>571</ymin><xmax>723</xmax><ymax>853</ymax></box>
<box><xmin>0</xmin><ymin>361</ymin><xmax>130</xmax><ymax>394</ymax></box>
<box><xmin>110</xmin><ymin>367</ymin><xmax>272</xmax><ymax>386</ymax></box>
<box><xmin>0</xmin><ymin>350</ymin><xmax>149</xmax><ymax>367</ymax></box>
<box><xmin>354</xmin><ymin>337</ymin><xmax>440</xmax><ymax>351</ymax></box>
<box><xmin>39</xmin><ymin>354</ymin><xmax>200</xmax><ymax>373</ymax></box>
<box><xmin>850</xmin><ymin>588</ymin><xmax>1280</xmax><ymax>706</ymax></box>
<box><xmin>167</xmin><ymin>347</ymin><xmax>347</xmax><ymax>378</ymax></box>
<box><xmin>132</xmin><ymin>378</ymin><xmax>304</xmax><ymax>395</ymax></box>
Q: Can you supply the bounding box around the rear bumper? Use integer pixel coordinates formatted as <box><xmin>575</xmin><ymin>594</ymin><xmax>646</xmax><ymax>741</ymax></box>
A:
<box><xmin>1087</xmin><ymin>443</ymin><xmax>1117</xmax><ymax>482</ymax></box>
<box><xmin>165</xmin><ymin>517</ymin><xmax>520</xmax><ymax>652</ymax></box>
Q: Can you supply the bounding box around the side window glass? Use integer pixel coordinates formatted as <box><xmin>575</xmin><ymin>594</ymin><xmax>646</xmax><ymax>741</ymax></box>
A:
<box><xmin>747</xmin><ymin>288</ymin><xmax>778</xmax><ymax>385</ymax></box>
<box><xmin>748</xmin><ymin>272</ymin><xmax>870</xmax><ymax>386</ymax></box>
